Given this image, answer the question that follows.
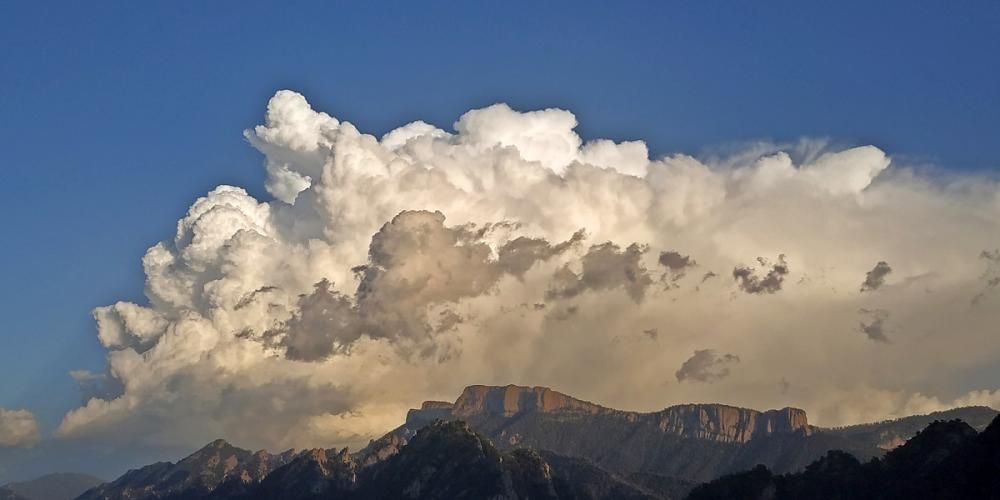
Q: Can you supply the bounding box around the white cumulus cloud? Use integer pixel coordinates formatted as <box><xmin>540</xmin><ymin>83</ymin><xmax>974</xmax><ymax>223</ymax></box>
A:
<box><xmin>0</xmin><ymin>408</ymin><xmax>40</xmax><ymax>448</ymax></box>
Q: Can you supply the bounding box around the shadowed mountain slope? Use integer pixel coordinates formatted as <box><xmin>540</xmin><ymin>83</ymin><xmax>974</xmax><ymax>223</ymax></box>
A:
<box><xmin>2</xmin><ymin>474</ymin><xmax>104</xmax><ymax>500</ymax></box>
<box><xmin>76</xmin><ymin>440</ymin><xmax>295</xmax><ymax>500</ymax></box>
<box><xmin>686</xmin><ymin>414</ymin><xmax>1000</xmax><ymax>500</ymax></box>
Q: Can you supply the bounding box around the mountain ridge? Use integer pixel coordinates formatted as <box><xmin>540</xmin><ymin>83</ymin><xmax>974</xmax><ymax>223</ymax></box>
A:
<box><xmin>688</xmin><ymin>414</ymin><xmax>1000</xmax><ymax>499</ymax></box>
<box><xmin>1</xmin><ymin>473</ymin><xmax>104</xmax><ymax>500</ymax></box>
<box><xmin>73</xmin><ymin>385</ymin><xmax>999</xmax><ymax>499</ymax></box>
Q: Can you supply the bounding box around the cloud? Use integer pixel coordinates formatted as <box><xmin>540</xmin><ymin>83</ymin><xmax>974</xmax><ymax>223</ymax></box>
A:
<box><xmin>70</xmin><ymin>369</ymin><xmax>125</xmax><ymax>403</ymax></box>
<box><xmin>858</xmin><ymin>308</ymin><xmax>891</xmax><ymax>343</ymax></box>
<box><xmin>53</xmin><ymin>90</ymin><xmax>1000</xmax><ymax>455</ymax></box>
<box><xmin>0</xmin><ymin>409</ymin><xmax>40</xmax><ymax>448</ymax></box>
<box><xmin>732</xmin><ymin>255</ymin><xmax>789</xmax><ymax>294</ymax></box>
<box><xmin>272</xmin><ymin>210</ymin><xmax>584</xmax><ymax>361</ymax></box>
<box><xmin>546</xmin><ymin>242</ymin><xmax>653</xmax><ymax>303</ymax></box>
<box><xmin>972</xmin><ymin>250</ymin><xmax>1000</xmax><ymax>305</ymax></box>
<box><xmin>658</xmin><ymin>250</ymin><xmax>696</xmax><ymax>285</ymax></box>
<box><xmin>675</xmin><ymin>349</ymin><xmax>741</xmax><ymax>383</ymax></box>
<box><xmin>860</xmin><ymin>261</ymin><xmax>893</xmax><ymax>292</ymax></box>
<box><xmin>779</xmin><ymin>377</ymin><xmax>791</xmax><ymax>395</ymax></box>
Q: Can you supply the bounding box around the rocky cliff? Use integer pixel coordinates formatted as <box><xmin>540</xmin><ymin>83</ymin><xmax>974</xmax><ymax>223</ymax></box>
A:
<box><xmin>449</xmin><ymin>385</ymin><xmax>606</xmax><ymax>418</ymax></box>
<box><xmin>385</xmin><ymin>384</ymin><xmax>866</xmax><ymax>482</ymax></box>
<box><xmin>406</xmin><ymin>385</ymin><xmax>812</xmax><ymax>445</ymax></box>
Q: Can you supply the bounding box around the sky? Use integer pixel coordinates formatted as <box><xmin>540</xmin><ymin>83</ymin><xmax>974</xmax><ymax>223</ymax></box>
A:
<box><xmin>1</xmin><ymin>0</ymin><xmax>1000</xmax><ymax>482</ymax></box>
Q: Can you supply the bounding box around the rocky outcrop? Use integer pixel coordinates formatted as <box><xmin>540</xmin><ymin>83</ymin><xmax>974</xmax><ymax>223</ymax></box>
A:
<box><xmin>450</xmin><ymin>385</ymin><xmax>606</xmax><ymax>418</ymax></box>
<box><xmin>652</xmin><ymin>404</ymin><xmax>812</xmax><ymax>443</ymax></box>
<box><xmin>248</xmin><ymin>448</ymin><xmax>356</xmax><ymax>500</ymax></box>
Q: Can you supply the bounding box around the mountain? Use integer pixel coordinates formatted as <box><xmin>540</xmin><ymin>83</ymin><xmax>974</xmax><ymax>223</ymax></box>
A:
<box><xmin>251</xmin><ymin>420</ymin><xmax>685</xmax><ymax>499</ymax></box>
<box><xmin>686</xmin><ymin>414</ymin><xmax>1000</xmax><ymax>499</ymax></box>
<box><xmin>76</xmin><ymin>440</ymin><xmax>295</xmax><ymax>500</ymax></box>
<box><xmin>372</xmin><ymin>385</ymin><xmax>891</xmax><ymax>482</ymax></box>
<box><xmin>2</xmin><ymin>474</ymin><xmax>104</xmax><ymax>500</ymax></box>
<box><xmin>825</xmin><ymin>406</ymin><xmax>998</xmax><ymax>450</ymax></box>
<box><xmin>353</xmin><ymin>420</ymin><xmax>668</xmax><ymax>499</ymax></box>
<box><xmin>79</xmin><ymin>385</ymin><xmax>999</xmax><ymax>499</ymax></box>
<box><xmin>88</xmin><ymin>420</ymin><xmax>684</xmax><ymax>499</ymax></box>
<box><xmin>0</xmin><ymin>488</ymin><xmax>29</xmax><ymax>500</ymax></box>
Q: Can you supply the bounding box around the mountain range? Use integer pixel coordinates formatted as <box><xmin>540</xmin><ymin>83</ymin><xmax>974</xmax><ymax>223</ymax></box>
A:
<box><xmin>73</xmin><ymin>385</ymin><xmax>999</xmax><ymax>499</ymax></box>
<box><xmin>689</xmin><ymin>414</ymin><xmax>1000</xmax><ymax>499</ymax></box>
<box><xmin>0</xmin><ymin>474</ymin><xmax>104</xmax><ymax>500</ymax></box>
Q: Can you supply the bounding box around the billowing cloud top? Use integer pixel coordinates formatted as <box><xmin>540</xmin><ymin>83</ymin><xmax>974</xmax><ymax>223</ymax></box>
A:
<box><xmin>0</xmin><ymin>408</ymin><xmax>40</xmax><ymax>448</ymax></box>
<box><xmin>57</xmin><ymin>90</ymin><xmax>1000</xmax><ymax>452</ymax></box>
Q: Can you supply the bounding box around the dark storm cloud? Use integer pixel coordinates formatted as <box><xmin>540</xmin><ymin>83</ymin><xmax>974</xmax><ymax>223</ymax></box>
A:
<box><xmin>860</xmin><ymin>261</ymin><xmax>892</xmax><ymax>292</ymax></box>
<box><xmin>732</xmin><ymin>255</ymin><xmax>789</xmax><ymax>294</ymax></box>
<box><xmin>658</xmin><ymin>250</ymin><xmax>697</xmax><ymax>286</ymax></box>
<box><xmin>858</xmin><ymin>308</ymin><xmax>890</xmax><ymax>343</ymax></box>
<box><xmin>497</xmin><ymin>230</ymin><xmax>586</xmax><ymax>278</ymax></box>
<box><xmin>658</xmin><ymin>251</ymin><xmax>695</xmax><ymax>271</ymax></box>
<box><xmin>279</xmin><ymin>279</ymin><xmax>363</xmax><ymax>361</ymax></box>
<box><xmin>675</xmin><ymin>349</ymin><xmax>741</xmax><ymax>383</ymax></box>
<box><xmin>546</xmin><ymin>242</ymin><xmax>654</xmax><ymax>302</ymax></box>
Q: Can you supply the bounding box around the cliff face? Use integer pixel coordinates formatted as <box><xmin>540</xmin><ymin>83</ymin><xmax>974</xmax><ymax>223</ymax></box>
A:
<box><xmin>390</xmin><ymin>385</ymin><xmax>846</xmax><ymax>483</ymax></box>
<box><xmin>408</xmin><ymin>385</ymin><xmax>811</xmax><ymax>444</ymax></box>
<box><xmin>450</xmin><ymin>385</ymin><xmax>605</xmax><ymax>418</ymax></box>
<box><xmin>652</xmin><ymin>404</ymin><xmax>812</xmax><ymax>443</ymax></box>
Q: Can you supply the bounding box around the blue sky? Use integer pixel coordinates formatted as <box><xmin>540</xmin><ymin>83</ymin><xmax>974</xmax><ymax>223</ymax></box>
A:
<box><xmin>0</xmin><ymin>0</ymin><xmax>998</xmax><ymax>473</ymax></box>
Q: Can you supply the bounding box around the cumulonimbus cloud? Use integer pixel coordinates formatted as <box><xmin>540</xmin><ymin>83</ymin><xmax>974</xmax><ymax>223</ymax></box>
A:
<box><xmin>53</xmin><ymin>90</ymin><xmax>1000</xmax><ymax>453</ymax></box>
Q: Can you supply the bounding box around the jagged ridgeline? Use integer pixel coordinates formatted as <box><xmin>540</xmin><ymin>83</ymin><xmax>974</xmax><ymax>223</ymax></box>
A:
<box><xmin>688</xmin><ymin>415</ymin><xmax>1000</xmax><ymax>500</ymax></box>
<box><xmin>76</xmin><ymin>385</ymin><xmax>999</xmax><ymax>500</ymax></box>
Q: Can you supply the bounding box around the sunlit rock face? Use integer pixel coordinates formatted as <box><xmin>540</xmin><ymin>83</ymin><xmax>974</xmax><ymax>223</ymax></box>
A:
<box><xmin>412</xmin><ymin>384</ymin><xmax>811</xmax><ymax>443</ymax></box>
<box><xmin>652</xmin><ymin>404</ymin><xmax>812</xmax><ymax>443</ymax></box>
<box><xmin>388</xmin><ymin>385</ymin><xmax>832</xmax><ymax>482</ymax></box>
<box><xmin>451</xmin><ymin>385</ymin><xmax>605</xmax><ymax>418</ymax></box>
